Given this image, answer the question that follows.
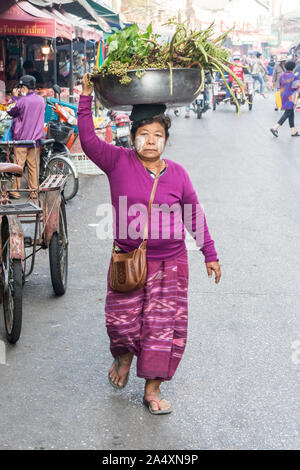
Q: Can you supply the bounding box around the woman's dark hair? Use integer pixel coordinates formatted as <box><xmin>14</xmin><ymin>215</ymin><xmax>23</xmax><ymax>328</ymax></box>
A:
<box><xmin>285</xmin><ymin>61</ymin><xmax>296</xmax><ymax>71</ymax></box>
<box><xmin>23</xmin><ymin>60</ymin><xmax>34</xmax><ymax>70</ymax></box>
<box><xmin>131</xmin><ymin>114</ymin><xmax>171</xmax><ymax>141</ymax></box>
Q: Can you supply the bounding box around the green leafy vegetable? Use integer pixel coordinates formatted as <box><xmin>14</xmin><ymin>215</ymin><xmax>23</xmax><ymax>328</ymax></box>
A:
<box><xmin>93</xmin><ymin>18</ymin><xmax>246</xmax><ymax>110</ymax></box>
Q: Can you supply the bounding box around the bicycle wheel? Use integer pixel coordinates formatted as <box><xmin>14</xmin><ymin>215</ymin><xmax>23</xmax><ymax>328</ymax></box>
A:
<box><xmin>46</xmin><ymin>155</ymin><xmax>79</xmax><ymax>201</ymax></box>
<box><xmin>2</xmin><ymin>233</ymin><xmax>23</xmax><ymax>344</ymax></box>
<box><xmin>49</xmin><ymin>198</ymin><xmax>68</xmax><ymax>296</ymax></box>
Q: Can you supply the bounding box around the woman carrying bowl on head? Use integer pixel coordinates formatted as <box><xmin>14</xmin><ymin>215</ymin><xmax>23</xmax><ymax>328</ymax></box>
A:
<box><xmin>78</xmin><ymin>73</ymin><xmax>221</xmax><ymax>415</ymax></box>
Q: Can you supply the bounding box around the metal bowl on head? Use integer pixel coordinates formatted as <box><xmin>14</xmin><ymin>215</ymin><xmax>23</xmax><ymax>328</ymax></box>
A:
<box><xmin>91</xmin><ymin>68</ymin><xmax>202</xmax><ymax>110</ymax></box>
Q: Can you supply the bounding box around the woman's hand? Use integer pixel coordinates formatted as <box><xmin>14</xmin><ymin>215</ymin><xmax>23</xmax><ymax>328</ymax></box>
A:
<box><xmin>81</xmin><ymin>73</ymin><xmax>94</xmax><ymax>96</ymax></box>
<box><xmin>12</xmin><ymin>87</ymin><xmax>19</xmax><ymax>97</ymax></box>
<box><xmin>206</xmin><ymin>261</ymin><xmax>221</xmax><ymax>284</ymax></box>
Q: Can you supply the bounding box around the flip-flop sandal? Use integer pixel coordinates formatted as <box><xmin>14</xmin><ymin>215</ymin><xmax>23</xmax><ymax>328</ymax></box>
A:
<box><xmin>270</xmin><ymin>128</ymin><xmax>279</xmax><ymax>137</ymax></box>
<box><xmin>291</xmin><ymin>132</ymin><xmax>300</xmax><ymax>137</ymax></box>
<box><xmin>108</xmin><ymin>357</ymin><xmax>130</xmax><ymax>390</ymax></box>
<box><xmin>143</xmin><ymin>395</ymin><xmax>172</xmax><ymax>415</ymax></box>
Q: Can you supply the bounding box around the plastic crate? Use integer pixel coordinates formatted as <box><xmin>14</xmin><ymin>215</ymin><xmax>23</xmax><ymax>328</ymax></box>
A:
<box><xmin>72</xmin><ymin>154</ymin><xmax>104</xmax><ymax>175</ymax></box>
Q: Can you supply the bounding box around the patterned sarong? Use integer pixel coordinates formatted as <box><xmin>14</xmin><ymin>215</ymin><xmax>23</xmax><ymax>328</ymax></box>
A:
<box><xmin>105</xmin><ymin>251</ymin><xmax>189</xmax><ymax>381</ymax></box>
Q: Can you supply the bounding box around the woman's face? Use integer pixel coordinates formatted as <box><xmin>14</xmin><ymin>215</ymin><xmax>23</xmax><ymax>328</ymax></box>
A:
<box><xmin>9</xmin><ymin>60</ymin><xmax>17</xmax><ymax>72</ymax></box>
<box><xmin>132</xmin><ymin>122</ymin><xmax>167</xmax><ymax>161</ymax></box>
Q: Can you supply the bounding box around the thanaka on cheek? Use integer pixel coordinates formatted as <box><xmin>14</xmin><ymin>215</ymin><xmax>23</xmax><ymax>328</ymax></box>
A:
<box><xmin>134</xmin><ymin>135</ymin><xmax>165</xmax><ymax>156</ymax></box>
<box><xmin>157</xmin><ymin>137</ymin><xmax>165</xmax><ymax>155</ymax></box>
<box><xmin>134</xmin><ymin>136</ymin><xmax>146</xmax><ymax>153</ymax></box>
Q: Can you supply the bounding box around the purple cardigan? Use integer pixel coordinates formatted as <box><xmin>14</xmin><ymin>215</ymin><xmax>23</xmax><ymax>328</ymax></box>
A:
<box><xmin>78</xmin><ymin>95</ymin><xmax>218</xmax><ymax>263</ymax></box>
<box><xmin>280</xmin><ymin>72</ymin><xmax>300</xmax><ymax>110</ymax></box>
<box><xmin>7</xmin><ymin>92</ymin><xmax>45</xmax><ymax>145</ymax></box>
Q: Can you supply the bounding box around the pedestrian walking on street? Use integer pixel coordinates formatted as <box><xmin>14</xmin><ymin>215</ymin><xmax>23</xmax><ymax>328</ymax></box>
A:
<box><xmin>270</xmin><ymin>61</ymin><xmax>300</xmax><ymax>138</ymax></box>
<box><xmin>78</xmin><ymin>74</ymin><xmax>221</xmax><ymax>415</ymax></box>
<box><xmin>272</xmin><ymin>56</ymin><xmax>286</xmax><ymax>111</ymax></box>
<box><xmin>251</xmin><ymin>52</ymin><xmax>267</xmax><ymax>97</ymax></box>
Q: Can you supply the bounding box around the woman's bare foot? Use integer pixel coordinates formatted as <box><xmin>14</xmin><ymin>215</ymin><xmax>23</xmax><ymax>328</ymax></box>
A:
<box><xmin>108</xmin><ymin>353</ymin><xmax>133</xmax><ymax>388</ymax></box>
<box><xmin>144</xmin><ymin>379</ymin><xmax>171</xmax><ymax>412</ymax></box>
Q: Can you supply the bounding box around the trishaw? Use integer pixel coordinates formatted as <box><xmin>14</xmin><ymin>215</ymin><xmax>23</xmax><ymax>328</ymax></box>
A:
<box><xmin>0</xmin><ymin>139</ymin><xmax>68</xmax><ymax>344</ymax></box>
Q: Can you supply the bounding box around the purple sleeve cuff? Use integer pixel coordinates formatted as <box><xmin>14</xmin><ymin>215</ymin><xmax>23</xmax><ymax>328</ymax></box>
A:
<box><xmin>204</xmin><ymin>254</ymin><xmax>219</xmax><ymax>263</ymax></box>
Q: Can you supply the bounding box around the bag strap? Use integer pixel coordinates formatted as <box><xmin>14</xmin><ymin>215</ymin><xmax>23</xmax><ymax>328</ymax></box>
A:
<box><xmin>142</xmin><ymin>161</ymin><xmax>163</xmax><ymax>242</ymax></box>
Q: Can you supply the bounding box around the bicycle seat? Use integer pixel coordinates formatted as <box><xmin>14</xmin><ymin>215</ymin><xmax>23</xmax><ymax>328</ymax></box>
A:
<box><xmin>0</xmin><ymin>163</ymin><xmax>23</xmax><ymax>177</ymax></box>
<box><xmin>40</xmin><ymin>138</ymin><xmax>55</xmax><ymax>146</ymax></box>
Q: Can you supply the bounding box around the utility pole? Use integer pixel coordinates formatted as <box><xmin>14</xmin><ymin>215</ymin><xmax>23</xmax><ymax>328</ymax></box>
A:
<box><xmin>112</xmin><ymin>0</ymin><xmax>121</xmax><ymax>13</ymax></box>
<box><xmin>186</xmin><ymin>0</ymin><xmax>193</xmax><ymax>29</ymax></box>
<box><xmin>146</xmin><ymin>0</ymin><xmax>151</xmax><ymax>25</ymax></box>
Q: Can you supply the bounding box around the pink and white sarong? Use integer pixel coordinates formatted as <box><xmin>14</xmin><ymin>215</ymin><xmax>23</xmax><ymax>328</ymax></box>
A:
<box><xmin>105</xmin><ymin>250</ymin><xmax>189</xmax><ymax>381</ymax></box>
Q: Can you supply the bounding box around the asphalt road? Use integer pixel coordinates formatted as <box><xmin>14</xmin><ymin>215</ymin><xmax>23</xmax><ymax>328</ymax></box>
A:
<box><xmin>0</xmin><ymin>94</ymin><xmax>299</xmax><ymax>450</ymax></box>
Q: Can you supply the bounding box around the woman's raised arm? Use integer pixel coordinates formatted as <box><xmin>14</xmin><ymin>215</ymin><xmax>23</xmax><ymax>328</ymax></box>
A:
<box><xmin>77</xmin><ymin>74</ymin><xmax>122</xmax><ymax>175</ymax></box>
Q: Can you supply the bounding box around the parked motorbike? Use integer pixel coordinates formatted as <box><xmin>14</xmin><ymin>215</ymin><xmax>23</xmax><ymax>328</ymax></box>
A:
<box><xmin>190</xmin><ymin>83</ymin><xmax>211</xmax><ymax>119</ymax></box>
<box><xmin>107</xmin><ymin>110</ymin><xmax>131</xmax><ymax>147</ymax></box>
<box><xmin>212</xmin><ymin>79</ymin><xmax>229</xmax><ymax>110</ymax></box>
<box><xmin>43</xmin><ymin>85</ymin><xmax>79</xmax><ymax>200</ymax></box>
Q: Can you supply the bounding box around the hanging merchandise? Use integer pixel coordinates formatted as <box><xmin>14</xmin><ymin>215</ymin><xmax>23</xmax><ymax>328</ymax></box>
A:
<box><xmin>95</xmin><ymin>40</ymin><xmax>105</xmax><ymax>68</ymax></box>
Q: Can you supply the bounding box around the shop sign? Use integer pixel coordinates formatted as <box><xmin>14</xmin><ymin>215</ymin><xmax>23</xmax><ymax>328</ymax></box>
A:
<box><xmin>0</xmin><ymin>19</ymin><xmax>55</xmax><ymax>38</ymax></box>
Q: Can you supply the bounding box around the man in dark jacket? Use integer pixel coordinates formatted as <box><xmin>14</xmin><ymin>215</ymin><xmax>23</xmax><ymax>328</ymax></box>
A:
<box><xmin>7</xmin><ymin>75</ymin><xmax>45</xmax><ymax>199</ymax></box>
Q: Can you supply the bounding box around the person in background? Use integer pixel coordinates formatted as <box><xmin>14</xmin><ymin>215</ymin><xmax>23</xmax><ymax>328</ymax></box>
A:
<box><xmin>245</xmin><ymin>55</ymin><xmax>253</xmax><ymax>69</ymax></box>
<box><xmin>293</xmin><ymin>53</ymin><xmax>300</xmax><ymax>80</ymax></box>
<box><xmin>270</xmin><ymin>61</ymin><xmax>300</xmax><ymax>137</ymax></box>
<box><xmin>267</xmin><ymin>56</ymin><xmax>276</xmax><ymax>76</ymax></box>
<box><xmin>252</xmin><ymin>52</ymin><xmax>267</xmax><ymax>97</ymax></box>
<box><xmin>229</xmin><ymin>52</ymin><xmax>245</xmax><ymax>85</ymax></box>
<box><xmin>266</xmin><ymin>56</ymin><xmax>276</xmax><ymax>91</ymax></box>
<box><xmin>23</xmin><ymin>60</ymin><xmax>44</xmax><ymax>88</ymax></box>
<box><xmin>6</xmin><ymin>58</ymin><xmax>19</xmax><ymax>93</ymax></box>
<box><xmin>272</xmin><ymin>56</ymin><xmax>286</xmax><ymax>111</ymax></box>
<box><xmin>6</xmin><ymin>75</ymin><xmax>45</xmax><ymax>199</ymax></box>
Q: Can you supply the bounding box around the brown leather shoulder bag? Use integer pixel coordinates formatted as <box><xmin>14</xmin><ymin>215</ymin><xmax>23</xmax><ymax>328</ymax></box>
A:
<box><xmin>109</xmin><ymin>164</ymin><xmax>161</xmax><ymax>293</ymax></box>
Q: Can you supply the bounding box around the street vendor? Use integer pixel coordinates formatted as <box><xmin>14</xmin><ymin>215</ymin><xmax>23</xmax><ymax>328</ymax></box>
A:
<box><xmin>78</xmin><ymin>73</ymin><xmax>221</xmax><ymax>415</ymax></box>
<box><xmin>6</xmin><ymin>75</ymin><xmax>45</xmax><ymax>199</ymax></box>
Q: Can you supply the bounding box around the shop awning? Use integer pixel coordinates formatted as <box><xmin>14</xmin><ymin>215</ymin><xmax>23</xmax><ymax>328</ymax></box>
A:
<box><xmin>48</xmin><ymin>8</ymin><xmax>103</xmax><ymax>41</ymax></box>
<box><xmin>0</xmin><ymin>0</ymin><xmax>72</xmax><ymax>40</ymax></box>
<box><xmin>0</xmin><ymin>1</ymin><xmax>104</xmax><ymax>41</ymax></box>
<box><xmin>48</xmin><ymin>0</ymin><xmax>123</xmax><ymax>30</ymax></box>
<box><xmin>27</xmin><ymin>0</ymin><xmax>113</xmax><ymax>32</ymax></box>
<box><xmin>282</xmin><ymin>9</ymin><xmax>300</xmax><ymax>20</ymax></box>
<box><xmin>83</xmin><ymin>0</ymin><xmax>124</xmax><ymax>30</ymax></box>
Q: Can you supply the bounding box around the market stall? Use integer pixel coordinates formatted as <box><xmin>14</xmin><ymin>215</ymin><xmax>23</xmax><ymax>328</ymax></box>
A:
<box><xmin>0</xmin><ymin>0</ymin><xmax>104</xmax><ymax>103</ymax></box>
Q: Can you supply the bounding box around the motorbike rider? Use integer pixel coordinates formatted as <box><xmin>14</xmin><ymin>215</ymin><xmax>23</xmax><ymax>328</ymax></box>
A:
<box><xmin>229</xmin><ymin>52</ymin><xmax>245</xmax><ymax>86</ymax></box>
<box><xmin>6</xmin><ymin>75</ymin><xmax>45</xmax><ymax>199</ymax></box>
